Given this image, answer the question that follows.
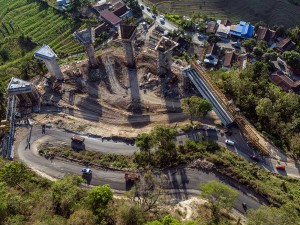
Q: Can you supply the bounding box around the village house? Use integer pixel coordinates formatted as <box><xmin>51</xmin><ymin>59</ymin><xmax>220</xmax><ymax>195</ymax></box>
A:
<box><xmin>204</xmin><ymin>43</ymin><xmax>219</xmax><ymax>66</ymax></box>
<box><xmin>276</xmin><ymin>38</ymin><xmax>295</xmax><ymax>52</ymax></box>
<box><xmin>222</xmin><ymin>51</ymin><xmax>237</xmax><ymax>69</ymax></box>
<box><xmin>255</xmin><ymin>26</ymin><xmax>276</xmax><ymax>44</ymax></box>
<box><xmin>206</xmin><ymin>21</ymin><xmax>218</xmax><ymax>34</ymax></box>
<box><xmin>270</xmin><ymin>70</ymin><xmax>300</xmax><ymax>94</ymax></box>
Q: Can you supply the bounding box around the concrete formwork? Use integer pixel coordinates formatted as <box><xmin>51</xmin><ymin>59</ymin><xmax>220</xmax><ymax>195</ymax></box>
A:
<box><xmin>73</xmin><ymin>28</ymin><xmax>97</xmax><ymax>66</ymax></box>
<box><xmin>155</xmin><ymin>37</ymin><xmax>178</xmax><ymax>75</ymax></box>
<box><xmin>119</xmin><ymin>24</ymin><xmax>137</xmax><ymax>67</ymax></box>
<box><xmin>34</xmin><ymin>44</ymin><xmax>64</xmax><ymax>80</ymax></box>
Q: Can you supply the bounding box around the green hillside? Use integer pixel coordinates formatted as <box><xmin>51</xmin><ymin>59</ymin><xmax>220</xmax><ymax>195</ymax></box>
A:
<box><xmin>0</xmin><ymin>0</ymin><xmax>87</xmax><ymax>82</ymax></box>
<box><xmin>150</xmin><ymin>0</ymin><xmax>300</xmax><ymax>28</ymax></box>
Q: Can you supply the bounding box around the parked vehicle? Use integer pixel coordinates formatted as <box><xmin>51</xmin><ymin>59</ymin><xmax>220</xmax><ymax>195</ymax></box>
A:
<box><xmin>159</xmin><ymin>15</ymin><xmax>165</xmax><ymax>20</ymax></box>
<box><xmin>140</xmin><ymin>5</ymin><xmax>144</xmax><ymax>10</ymax></box>
<box><xmin>125</xmin><ymin>172</ymin><xmax>140</xmax><ymax>182</ymax></box>
<box><xmin>225</xmin><ymin>139</ymin><xmax>235</xmax><ymax>146</ymax></box>
<box><xmin>146</xmin><ymin>7</ymin><xmax>150</xmax><ymax>12</ymax></box>
<box><xmin>276</xmin><ymin>164</ymin><xmax>285</xmax><ymax>170</ymax></box>
<box><xmin>71</xmin><ymin>134</ymin><xmax>85</xmax><ymax>144</ymax></box>
<box><xmin>82</xmin><ymin>168</ymin><xmax>92</xmax><ymax>174</ymax></box>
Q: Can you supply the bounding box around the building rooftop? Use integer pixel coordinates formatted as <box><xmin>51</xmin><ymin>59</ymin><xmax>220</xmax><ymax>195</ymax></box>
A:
<box><xmin>270</xmin><ymin>70</ymin><xmax>300</xmax><ymax>93</ymax></box>
<box><xmin>230</xmin><ymin>21</ymin><xmax>254</xmax><ymax>38</ymax></box>
<box><xmin>223</xmin><ymin>51</ymin><xmax>236</xmax><ymax>67</ymax></box>
<box><xmin>276</xmin><ymin>38</ymin><xmax>295</xmax><ymax>52</ymax></box>
<box><xmin>113</xmin><ymin>1</ymin><xmax>128</xmax><ymax>17</ymax></box>
<box><xmin>7</xmin><ymin>77</ymin><xmax>33</xmax><ymax>94</ymax></box>
<box><xmin>95</xmin><ymin>22</ymin><xmax>112</xmax><ymax>36</ymax></box>
<box><xmin>100</xmin><ymin>9</ymin><xmax>122</xmax><ymax>26</ymax></box>
<box><xmin>73</xmin><ymin>28</ymin><xmax>95</xmax><ymax>45</ymax></box>
<box><xmin>256</xmin><ymin>26</ymin><xmax>276</xmax><ymax>42</ymax></box>
<box><xmin>34</xmin><ymin>44</ymin><xmax>57</xmax><ymax>61</ymax></box>
<box><xmin>155</xmin><ymin>37</ymin><xmax>178</xmax><ymax>53</ymax></box>
<box><xmin>119</xmin><ymin>23</ymin><xmax>137</xmax><ymax>39</ymax></box>
<box><xmin>216</xmin><ymin>24</ymin><xmax>230</xmax><ymax>35</ymax></box>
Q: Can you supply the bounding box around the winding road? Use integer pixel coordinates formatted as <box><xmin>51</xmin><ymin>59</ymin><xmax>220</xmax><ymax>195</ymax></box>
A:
<box><xmin>15</xmin><ymin>125</ymin><xmax>298</xmax><ymax>214</ymax></box>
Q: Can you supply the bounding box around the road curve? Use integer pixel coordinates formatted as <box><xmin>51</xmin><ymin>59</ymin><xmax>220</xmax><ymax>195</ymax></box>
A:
<box><xmin>16</xmin><ymin>126</ymin><xmax>266</xmax><ymax>213</ymax></box>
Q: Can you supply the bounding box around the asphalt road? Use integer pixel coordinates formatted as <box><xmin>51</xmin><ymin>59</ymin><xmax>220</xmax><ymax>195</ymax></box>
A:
<box><xmin>17</xmin><ymin>126</ymin><xmax>265</xmax><ymax>213</ymax></box>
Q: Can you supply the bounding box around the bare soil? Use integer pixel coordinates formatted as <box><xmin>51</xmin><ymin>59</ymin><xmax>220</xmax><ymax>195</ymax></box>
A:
<box><xmin>32</xmin><ymin>35</ymin><xmax>221</xmax><ymax>138</ymax></box>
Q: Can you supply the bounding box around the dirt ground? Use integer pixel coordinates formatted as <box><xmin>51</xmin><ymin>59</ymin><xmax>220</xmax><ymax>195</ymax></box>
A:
<box><xmin>31</xmin><ymin>34</ymin><xmax>220</xmax><ymax>138</ymax></box>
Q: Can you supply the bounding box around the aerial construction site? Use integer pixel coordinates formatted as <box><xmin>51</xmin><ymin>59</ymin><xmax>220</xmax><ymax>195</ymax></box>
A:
<box><xmin>1</xmin><ymin>21</ymin><xmax>277</xmax><ymax>161</ymax></box>
<box><xmin>1</xmin><ymin>23</ymin><xmax>224</xmax><ymax>159</ymax></box>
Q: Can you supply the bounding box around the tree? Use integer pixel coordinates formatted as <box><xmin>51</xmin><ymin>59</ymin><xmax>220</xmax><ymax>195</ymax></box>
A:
<box><xmin>127</xmin><ymin>171</ymin><xmax>168</xmax><ymax>212</ymax></box>
<box><xmin>0</xmin><ymin>162</ymin><xmax>28</xmax><ymax>188</ymax></box>
<box><xmin>0</xmin><ymin>182</ymin><xmax>8</xmax><ymax>223</ymax></box>
<box><xmin>242</xmin><ymin>38</ymin><xmax>256</xmax><ymax>52</ymax></box>
<box><xmin>287</xmin><ymin>25</ymin><xmax>300</xmax><ymax>44</ymax></box>
<box><xmin>200</xmin><ymin>181</ymin><xmax>238</xmax><ymax>223</ymax></box>
<box><xmin>255</xmin><ymin>98</ymin><xmax>274</xmax><ymax>119</ymax></box>
<box><xmin>67</xmin><ymin>209</ymin><xmax>97</xmax><ymax>225</ymax></box>
<box><xmin>146</xmin><ymin>215</ymin><xmax>198</xmax><ymax>225</ymax></box>
<box><xmin>290</xmin><ymin>133</ymin><xmax>300</xmax><ymax>156</ymax></box>
<box><xmin>152</xmin><ymin>126</ymin><xmax>177</xmax><ymax>166</ymax></box>
<box><xmin>181</xmin><ymin>96</ymin><xmax>213</xmax><ymax>124</ymax></box>
<box><xmin>51</xmin><ymin>175</ymin><xmax>85</xmax><ymax>217</ymax></box>
<box><xmin>247</xmin><ymin>204</ymin><xmax>300</xmax><ymax>225</ymax></box>
<box><xmin>282</xmin><ymin>50</ymin><xmax>300</xmax><ymax>70</ymax></box>
<box><xmin>117</xmin><ymin>203</ymin><xmax>145</xmax><ymax>225</ymax></box>
<box><xmin>136</xmin><ymin>133</ymin><xmax>153</xmax><ymax>163</ymax></box>
<box><xmin>207</xmin><ymin>35</ymin><xmax>221</xmax><ymax>44</ymax></box>
<box><xmin>254</xmin><ymin>21</ymin><xmax>267</xmax><ymax>32</ymax></box>
<box><xmin>86</xmin><ymin>184</ymin><xmax>113</xmax><ymax>212</ymax></box>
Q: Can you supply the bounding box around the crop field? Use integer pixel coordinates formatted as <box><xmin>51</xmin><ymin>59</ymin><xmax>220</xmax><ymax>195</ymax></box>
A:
<box><xmin>149</xmin><ymin>0</ymin><xmax>300</xmax><ymax>28</ymax></box>
<box><xmin>0</xmin><ymin>0</ymin><xmax>87</xmax><ymax>81</ymax></box>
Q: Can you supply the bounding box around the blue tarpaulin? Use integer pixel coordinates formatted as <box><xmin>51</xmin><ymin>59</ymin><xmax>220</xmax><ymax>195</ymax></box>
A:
<box><xmin>229</xmin><ymin>21</ymin><xmax>254</xmax><ymax>38</ymax></box>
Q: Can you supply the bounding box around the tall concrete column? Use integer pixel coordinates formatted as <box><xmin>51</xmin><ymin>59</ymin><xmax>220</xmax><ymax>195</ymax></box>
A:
<box><xmin>34</xmin><ymin>44</ymin><xmax>63</xmax><ymax>80</ymax></box>
<box><xmin>85</xmin><ymin>44</ymin><xmax>97</xmax><ymax>66</ymax></box>
<box><xmin>155</xmin><ymin>37</ymin><xmax>178</xmax><ymax>76</ymax></box>
<box><xmin>119</xmin><ymin>24</ymin><xmax>137</xmax><ymax>67</ymax></box>
<box><xmin>73</xmin><ymin>28</ymin><xmax>97</xmax><ymax>67</ymax></box>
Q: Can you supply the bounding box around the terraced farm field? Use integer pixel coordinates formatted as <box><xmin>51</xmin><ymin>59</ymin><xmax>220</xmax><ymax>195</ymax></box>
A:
<box><xmin>0</xmin><ymin>0</ymin><xmax>87</xmax><ymax>82</ymax></box>
<box><xmin>149</xmin><ymin>0</ymin><xmax>300</xmax><ymax>28</ymax></box>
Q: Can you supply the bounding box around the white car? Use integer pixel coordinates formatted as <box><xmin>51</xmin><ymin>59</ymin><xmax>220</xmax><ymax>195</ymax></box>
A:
<box><xmin>225</xmin><ymin>139</ymin><xmax>235</xmax><ymax>146</ymax></box>
<box><xmin>159</xmin><ymin>15</ymin><xmax>165</xmax><ymax>20</ymax></box>
<box><xmin>82</xmin><ymin>168</ymin><xmax>92</xmax><ymax>174</ymax></box>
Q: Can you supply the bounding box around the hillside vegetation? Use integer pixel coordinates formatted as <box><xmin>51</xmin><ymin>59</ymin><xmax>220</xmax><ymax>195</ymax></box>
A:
<box><xmin>0</xmin><ymin>0</ymin><xmax>87</xmax><ymax>82</ymax></box>
<box><xmin>149</xmin><ymin>0</ymin><xmax>300</xmax><ymax>28</ymax></box>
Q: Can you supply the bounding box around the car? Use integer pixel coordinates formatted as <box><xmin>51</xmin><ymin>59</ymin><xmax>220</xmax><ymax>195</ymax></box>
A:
<box><xmin>152</xmin><ymin>14</ymin><xmax>156</xmax><ymax>19</ymax></box>
<box><xmin>146</xmin><ymin>7</ymin><xmax>150</xmax><ymax>12</ymax></box>
<box><xmin>276</xmin><ymin>164</ymin><xmax>285</xmax><ymax>170</ymax></box>
<box><xmin>159</xmin><ymin>15</ymin><xmax>165</xmax><ymax>20</ymax></box>
<box><xmin>82</xmin><ymin>168</ymin><xmax>92</xmax><ymax>174</ymax></box>
<box><xmin>160</xmin><ymin>18</ymin><xmax>165</xmax><ymax>24</ymax></box>
<box><xmin>225</xmin><ymin>139</ymin><xmax>235</xmax><ymax>146</ymax></box>
<box><xmin>250</xmin><ymin>154</ymin><xmax>260</xmax><ymax>162</ymax></box>
<box><xmin>140</xmin><ymin>5</ymin><xmax>144</xmax><ymax>10</ymax></box>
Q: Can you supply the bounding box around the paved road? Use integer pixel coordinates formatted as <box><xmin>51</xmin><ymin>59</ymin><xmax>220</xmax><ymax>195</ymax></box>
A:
<box><xmin>17</xmin><ymin>126</ymin><xmax>265</xmax><ymax>213</ymax></box>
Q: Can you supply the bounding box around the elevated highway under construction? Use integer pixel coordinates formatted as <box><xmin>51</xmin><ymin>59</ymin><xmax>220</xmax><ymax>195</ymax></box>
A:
<box><xmin>182</xmin><ymin>62</ymin><xmax>283</xmax><ymax>157</ymax></box>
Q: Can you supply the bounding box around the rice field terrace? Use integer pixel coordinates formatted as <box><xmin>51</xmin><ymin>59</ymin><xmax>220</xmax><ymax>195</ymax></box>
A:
<box><xmin>0</xmin><ymin>0</ymin><xmax>87</xmax><ymax>82</ymax></box>
<box><xmin>149</xmin><ymin>0</ymin><xmax>300</xmax><ymax>28</ymax></box>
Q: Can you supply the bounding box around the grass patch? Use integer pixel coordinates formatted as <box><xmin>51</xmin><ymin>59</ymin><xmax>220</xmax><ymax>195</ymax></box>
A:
<box><xmin>0</xmin><ymin>0</ymin><xmax>92</xmax><ymax>83</ymax></box>
<box><xmin>39</xmin><ymin>144</ymin><xmax>135</xmax><ymax>169</ymax></box>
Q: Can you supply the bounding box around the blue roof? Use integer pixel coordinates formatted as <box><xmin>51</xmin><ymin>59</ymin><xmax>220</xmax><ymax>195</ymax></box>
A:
<box><xmin>229</xmin><ymin>21</ymin><xmax>254</xmax><ymax>38</ymax></box>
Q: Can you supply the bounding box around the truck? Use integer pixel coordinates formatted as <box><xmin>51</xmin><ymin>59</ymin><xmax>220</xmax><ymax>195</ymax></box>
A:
<box><xmin>124</xmin><ymin>172</ymin><xmax>140</xmax><ymax>183</ymax></box>
<box><xmin>71</xmin><ymin>134</ymin><xmax>85</xmax><ymax>144</ymax></box>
